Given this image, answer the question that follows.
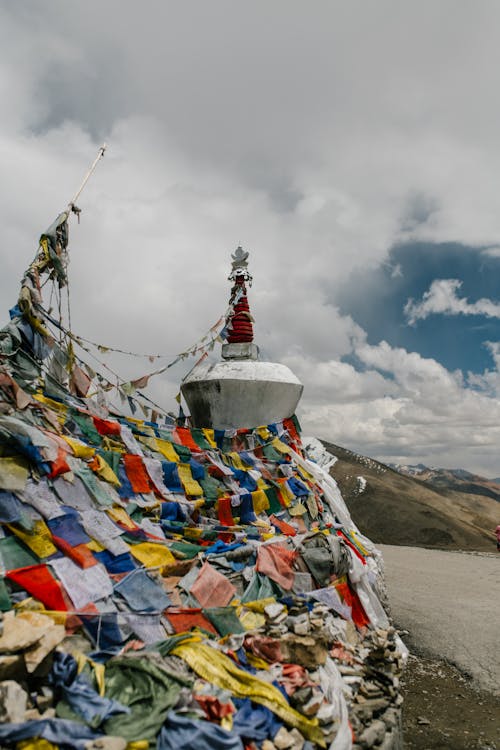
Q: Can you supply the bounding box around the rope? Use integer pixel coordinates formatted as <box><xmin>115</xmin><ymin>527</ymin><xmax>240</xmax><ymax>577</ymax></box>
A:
<box><xmin>35</xmin><ymin>288</ymin><xmax>244</xmax><ymax>401</ymax></box>
<box><xmin>36</xmin><ymin>285</ymin><xmax>243</xmax><ymax>362</ymax></box>
<box><xmin>66</xmin><ymin>272</ymin><xmax>72</xmax><ymax>340</ymax></box>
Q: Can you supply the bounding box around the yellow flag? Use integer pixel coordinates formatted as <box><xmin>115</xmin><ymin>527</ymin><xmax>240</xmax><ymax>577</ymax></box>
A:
<box><xmin>61</xmin><ymin>435</ymin><xmax>95</xmax><ymax>459</ymax></box>
<box><xmin>202</xmin><ymin>429</ymin><xmax>217</xmax><ymax>448</ymax></box>
<box><xmin>251</xmin><ymin>489</ymin><xmax>270</xmax><ymax>515</ymax></box>
<box><xmin>93</xmin><ymin>454</ymin><xmax>120</xmax><ymax>486</ymax></box>
<box><xmin>272</xmin><ymin>437</ymin><xmax>291</xmax><ymax>455</ymax></box>
<box><xmin>129</xmin><ymin>542</ymin><xmax>176</xmax><ymax>568</ymax></box>
<box><xmin>152</xmin><ymin>438</ymin><xmax>179</xmax><ymax>463</ymax></box>
<box><xmin>8</xmin><ymin>520</ymin><xmax>57</xmax><ymax>558</ymax></box>
<box><xmin>177</xmin><ymin>463</ymin><xmax>203</xmax><ymax>495</ymax></box>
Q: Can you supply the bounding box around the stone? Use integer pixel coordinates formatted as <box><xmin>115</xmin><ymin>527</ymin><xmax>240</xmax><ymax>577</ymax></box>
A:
<box><xmin>273</xmin><ymin>727</ymin><xmax>305</xmax><ymax>750</ymax></box>
<box><xmin>0</xmin><ymin>680</ymin><xmax>28</xmax><ymax>722</ymax></box>
<box><xmin>316</xmin><ymin>702</ymin><xmax>338</xmax><ymax>725</ymax></box>
<box><xmin>378</xmin><ymin>730</ymin><xmax>399</xmax><ymax>750</ymax></box>
<box><xmin>352</xmin><ymin>697</ymin><xmax>391</xmax><ymax>718</ymax></box>
<box><xmin>358</xmin><ymin>719</ymin><xmax>386</xmax><ymax>748</ymax></box>
<box><xmin>338</xmin><ymin>665</ymin><xmax>366</xmax><ymax>677</ymax></box>
<box><xmin>286</xmin><ymin>613</ymin><xmax>310</xmax><ymax>635</ymax></box>
<box><xmin>359</xmin><ymin>680</ymin><xmax>384</xmax><ymax>698</ymax></box>
<box><xmin>280</xmin><ymin>633</ymin><xmax>328</xmax><ymax>668</ymax></box>
<box><xmin>59</xmin><ymin>633</ymin><xmax>93</xmax><ymax>657</ymax></box>
<box><xmin>299</xmin><ymin>691</ymin><xmax>323</xmax><ymax>717</ymax></box>
<box><xmin>381</xmin><ymin>707</ymin><xmax>400</xmax><ymax>729</ymax></box>
<box><xmin>264</xmin><ymin>602</ymin><xmax>287</xmax><ymax>622</ymax></box>
<box><xmin>0</xmin><ymin>611</ymin><xmax>42</xmax><ymax>653</ymax></box>
<box><xmin>0</xmin><ymin>611</ymin><xmax>65</xmax><ymax>674</ymax></box>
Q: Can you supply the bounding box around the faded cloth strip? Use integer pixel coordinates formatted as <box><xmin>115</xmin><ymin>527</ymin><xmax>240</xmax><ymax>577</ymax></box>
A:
<box><xmin>190</xmin><ymin>561</ymin><xmax>236</xmax><ymax>607</ymax></box>
<box><xmin>49</xmin><ymin>557</ymin><xmax>113</xmax><ymax>610</ymax></box>
<box><xmin>171</xmin><ymin>641</ymin><xmax>324</xmax><ymax>746</ymax></box>
<box><xmin>255</xmin><ymin>543</ymin><xmax>297</xmax><ymax>590</ymax></box>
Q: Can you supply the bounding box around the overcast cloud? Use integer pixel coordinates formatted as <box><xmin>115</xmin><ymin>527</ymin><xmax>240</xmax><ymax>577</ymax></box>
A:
<box><xmin>3</xmin><ymin>1</ymin><xmax>500</xmax><ymax>474</ymax></box>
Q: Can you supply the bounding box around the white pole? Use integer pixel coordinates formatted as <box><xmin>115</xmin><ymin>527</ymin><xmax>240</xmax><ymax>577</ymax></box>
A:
<box><xmin>67</xmin><ymin>143</ymin><xmax>107</xmax><ymax>213</ymax></box>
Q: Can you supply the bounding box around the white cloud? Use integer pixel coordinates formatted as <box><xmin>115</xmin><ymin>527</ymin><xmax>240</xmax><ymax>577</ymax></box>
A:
<box><xmin>292</xmin><ymin>338</ymin><xmax>500</xmax><ymax>476</ymax></box>
<box><xmin>405</xmin><ymin>279</ymin><xmax>500</xmax><ymax>325</ymax></box>
<box><xmin>4</xmin><ymin>3</ymin><xmax>500</xmax><ymax>474</ymax></box>
<box><xmin>481</xmin><ymin>246</ymin><xmax>500</xmax><ymax>258</ymax></box>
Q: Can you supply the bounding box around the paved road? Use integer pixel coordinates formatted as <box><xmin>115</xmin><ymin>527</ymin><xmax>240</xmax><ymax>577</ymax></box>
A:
<box><xmin>378</xmin><ymin>544</ymin><xmax>500</xmax><ymax>695</ymax></box>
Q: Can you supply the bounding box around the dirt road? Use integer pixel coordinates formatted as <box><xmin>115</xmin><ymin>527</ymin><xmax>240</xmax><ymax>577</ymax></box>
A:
<box><xmin>378</xmin><ymin>544</ymin><xmax>500</xmax><ymax>695</ymax></box>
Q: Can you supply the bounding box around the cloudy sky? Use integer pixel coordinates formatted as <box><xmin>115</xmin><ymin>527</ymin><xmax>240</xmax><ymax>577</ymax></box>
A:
<box><xmin>3</xmin><ymin>2</ymin><xmax>500</xmax><ymax>475</ymax></box>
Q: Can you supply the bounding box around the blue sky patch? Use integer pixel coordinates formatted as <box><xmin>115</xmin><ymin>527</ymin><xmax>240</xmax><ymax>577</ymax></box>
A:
<box><xmin>335</xmin><ymin>242</ymin><xmax>500</xmax><ymax>375</ymax></box>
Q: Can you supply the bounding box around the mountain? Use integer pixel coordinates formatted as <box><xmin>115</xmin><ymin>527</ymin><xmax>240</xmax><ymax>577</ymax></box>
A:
<box><xmin>390</xmin><ymin>463</ymin><xmax>500</xmax><ymax>502</ymax></box>
<box><xmin>321</xmin><ymin>441</ymin><xmax>498</xmax><ymax>552</ymax></box>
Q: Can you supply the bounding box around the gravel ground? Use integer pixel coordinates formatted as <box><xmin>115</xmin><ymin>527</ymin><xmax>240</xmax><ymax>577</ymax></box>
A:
<box><xmin>378</xmin><ymin>544</ymin><xmax>500</xmax><ymax>748</ymax></box>
<box><xmin>379</xmin><ymin>544</ymin><xmax>500</xmax><ymax>694</ymax></box>
<box><xmin>400</xmin><ymin>653</ymin><xmax>500</xmax><ymax>749</ymax></box>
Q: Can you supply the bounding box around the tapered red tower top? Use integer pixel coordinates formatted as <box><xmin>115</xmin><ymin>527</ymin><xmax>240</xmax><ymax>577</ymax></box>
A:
<box><xmin>226</xmin><ymin>247</ymin><xmax>253</xmax><ymax>344</ymax></box>
<box><xmin>222</xmin><ymin>247</ymin><xmax>259</xmax><ymax>361</ymax></box>
<box><xmin>181</xmin><ymin>246</ymin><xmax>303</xmax><ymax>429</ymax></box>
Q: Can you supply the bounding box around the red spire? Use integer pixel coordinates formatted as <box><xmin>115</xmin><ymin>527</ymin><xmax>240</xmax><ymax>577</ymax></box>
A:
<box><xmin>227</xmin><ymin>246</ymin><xmax>254</xmax><ymax>344</ymax></box>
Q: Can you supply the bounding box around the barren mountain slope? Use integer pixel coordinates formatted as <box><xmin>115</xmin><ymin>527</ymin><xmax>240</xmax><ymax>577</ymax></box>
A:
<box><xmin>322</xmin><ymin>441</ymin><xmax>497</xmax><ymax>551</ymax></box>
<box><xmin>392</xmin><ymin>463</ymin><xmax>500</xmax><ymax>501</ymax></box>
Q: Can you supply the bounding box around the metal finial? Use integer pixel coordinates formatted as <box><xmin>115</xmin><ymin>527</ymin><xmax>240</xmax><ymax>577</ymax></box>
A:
<box><xmin>229</xmin><ymin>246</ymin><xmax>252</xmax><ymax>285</ymax></box>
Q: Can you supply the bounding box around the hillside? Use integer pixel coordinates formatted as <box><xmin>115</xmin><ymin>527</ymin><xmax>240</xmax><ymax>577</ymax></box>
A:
<box><xmin>321</xmin><ymin>441</ymin><xmax>497</xmax><ymax>551</ymax></box>
<box><xmin>391</xmin><ymin>463</ymin><xmax>500</xmax><ymax>502</ymax></box>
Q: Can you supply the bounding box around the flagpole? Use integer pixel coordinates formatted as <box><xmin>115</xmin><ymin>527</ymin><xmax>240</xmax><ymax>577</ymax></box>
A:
<box><xmin>67</xmin><ymin>143</ymin><xmax>107</xmax><ymax>215</ymax></box>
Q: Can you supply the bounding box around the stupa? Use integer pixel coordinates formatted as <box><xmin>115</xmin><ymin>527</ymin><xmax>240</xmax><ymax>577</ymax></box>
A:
<box><xmin>181</xmin><ymin>247</ymin><xmax>303</xmax><ymax>429</ymax></box>
<box><xmin>0</xmin><ymin>154</ymin><xmax>404</xmax><ymax>750</ymax></box>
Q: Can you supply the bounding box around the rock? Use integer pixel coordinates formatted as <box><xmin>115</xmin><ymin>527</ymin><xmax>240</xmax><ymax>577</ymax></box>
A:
<box><xmin>316</xmin><ymin>702</ymin><xmax>337</xmax><ymax>724</ymax></box>
<box><xmin>292</xmin><ymin>620</ymin><xmax>310</xmax><ymax>636</ymax></box>
<box><xmin>358</xmin><ymin>719</ymin><xmax>386</xmax><ymax>748</ymax></box>
<box><xmin>264</xmin><ymin>602</ymin><xmax>286</xmax><ymax>621</ymax></box>
<box><xmin>0</xmin><ymin>611</ymin><xmax>66</xmax><ymax>674</ymax></box>
<box><xmin>0</xmin><ymin>612</ymin><xmax>43</xmax><ymax>652</ymax></box>
<box><xmin>290</xmin><ymin>686</ymin><xmax>313</xmax><ymax>708</ymax></box>
<box><xmin>273</xmin><ymin>727</ymin><xmax>304</xmax><ymax>750</ymax></box>
<box><xmin>0</xmin><ymin>680</ymin><xmax>28</xmax><ymax>722</ymax></box>
<box><xmin>299</xmin><ymin>691</ymin><xmax>323</xmax><ymax>717</ymax></box>
<box><xmin>417</xmin><ymin>716</ymin><xmax>430</xmax><ymax>725</ymax></box>
<box><xmin>381</xmin><ymin>707</ymin><xmax>400</xmax><ymax>729</ymax></box>
<box><xmin>280</xmin><ymin>634</ymin><xmax>328</xmax><ymax>667</ymax></box>
<box><xmin>359</xmin><ymin>680</ymin><xmax>385</xmax><ymax>698</ymax></box>
<box><xmin>285</xmin><ymin>612</ymin><xmax>310</xmax><ymax>635</ymax></box>
<box><xmin>337</xmin><ymin>665</ymin><xmax>365</xmax><ymax>677</ymax></box>
<box><xmin>59</xmin><ymin>633</ymin><xmax>93</xmax><ymax>656</ymax></box>
<box><xmin>378</xmin><ymin>730</ymin><xmax>399</xmax><ymax>750</ymax></box>
<box><xmin>352</xmin><ymin>696</ymin><xmax>391</xmax><ymax>716</ymax></box>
